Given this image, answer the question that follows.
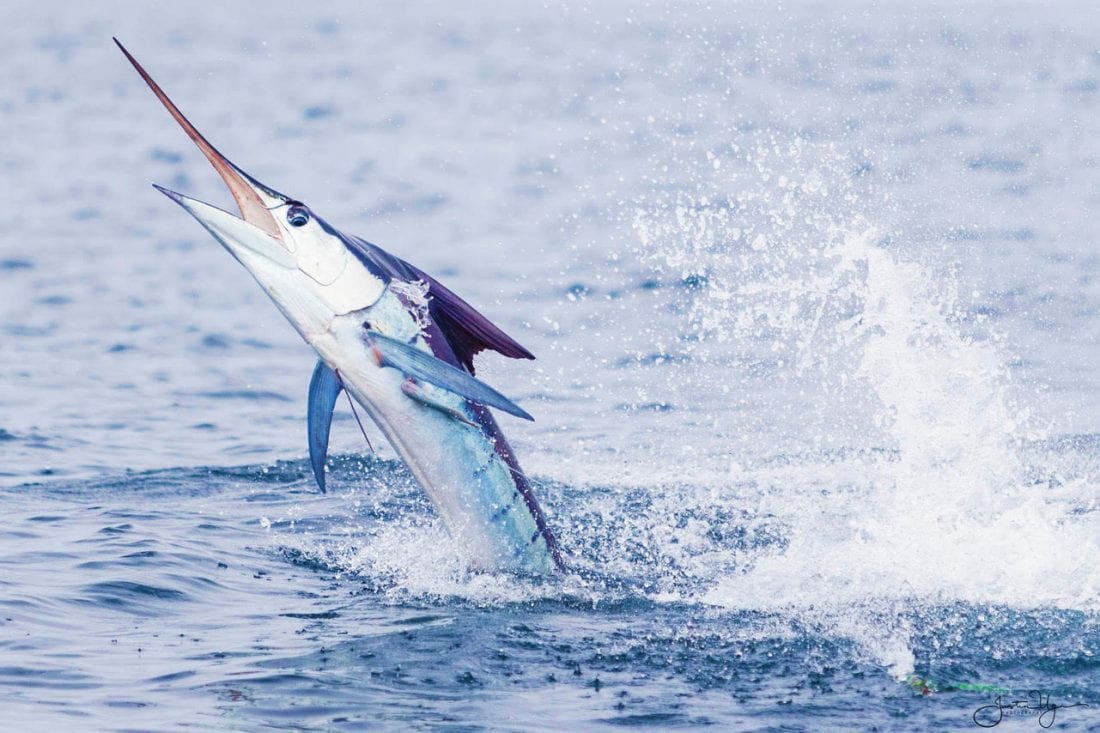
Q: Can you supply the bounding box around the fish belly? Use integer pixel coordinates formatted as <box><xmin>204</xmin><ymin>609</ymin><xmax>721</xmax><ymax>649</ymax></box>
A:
<box><xmin>310</xmin><ymin>312</ymin><xmax>557</xmax><ymax>574</ymax></box>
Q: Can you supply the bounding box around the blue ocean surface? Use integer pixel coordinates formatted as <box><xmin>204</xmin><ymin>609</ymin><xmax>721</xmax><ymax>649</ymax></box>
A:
<box><xmin>3</xmin><ymin>1</ymin><xmax>1100</xmax><ymax>729</ymax></box>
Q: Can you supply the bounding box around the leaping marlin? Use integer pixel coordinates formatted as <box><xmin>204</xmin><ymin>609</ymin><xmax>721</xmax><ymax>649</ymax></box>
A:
<box><xmin>116</xmin><ymin>40</ymin><xmax>564</xmax><ymax>574</ymax></box>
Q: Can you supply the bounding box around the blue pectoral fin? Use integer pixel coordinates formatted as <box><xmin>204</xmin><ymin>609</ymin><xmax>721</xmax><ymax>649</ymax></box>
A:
<box><xmin>307</xmin><ymin>359</ymin><xmax>343</xmax><ymax>493</ymax></box>
<box><xmin>366</xmin><ymin>331</ymin><xmax>534</xmax><ymax>421</ymax></box>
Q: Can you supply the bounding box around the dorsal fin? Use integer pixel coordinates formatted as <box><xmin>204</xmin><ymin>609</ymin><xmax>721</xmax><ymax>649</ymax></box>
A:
<box><xmin>411</xmin><ymin>267</ymin><xmax>534</xmax><ymax>374</ymax></box>
<box><xmin>340</xmin><ymin>232</ymin><xmax>535</xmax><ymax>374</ymax></box>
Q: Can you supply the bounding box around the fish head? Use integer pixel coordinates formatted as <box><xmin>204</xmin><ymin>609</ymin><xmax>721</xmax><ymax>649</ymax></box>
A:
<box><xmin>116</xmin><ymin>39</ymin><xmax>387</xmax><ymax>336</ymax></box>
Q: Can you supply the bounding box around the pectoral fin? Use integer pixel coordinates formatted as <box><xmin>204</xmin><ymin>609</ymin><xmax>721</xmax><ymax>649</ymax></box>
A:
<box><xmin>307</xmin><ymin>359</ymin><xmax>343</xmax><ymax>493</ymax></box>
<box><xmin>365</xmin><ymin>330</ymin><xmax>534</xmax><ymax>421</ymax></box>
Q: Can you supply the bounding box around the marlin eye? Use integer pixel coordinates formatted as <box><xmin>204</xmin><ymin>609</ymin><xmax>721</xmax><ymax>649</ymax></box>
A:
<box><xmin>287</xmin><ymin>206</ymin><xmax>310</xmax><ymax>227</ymax></box>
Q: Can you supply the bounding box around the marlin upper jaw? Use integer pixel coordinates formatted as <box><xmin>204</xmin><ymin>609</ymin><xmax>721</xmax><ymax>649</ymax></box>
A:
<box><xmin>113</xmin><ymin>37</ymin><xmax>291</xmax><ymax>242</ymax></box>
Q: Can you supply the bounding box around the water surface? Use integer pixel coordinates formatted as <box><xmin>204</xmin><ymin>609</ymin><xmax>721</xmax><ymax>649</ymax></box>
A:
<box><xmin>3</xmin><ymin>1</ymin><xmax>1100</xmax><ymax>729</ymax></box>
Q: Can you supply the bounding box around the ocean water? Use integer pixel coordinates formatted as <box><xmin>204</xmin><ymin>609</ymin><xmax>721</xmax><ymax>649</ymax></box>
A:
<box><xmin>3</xmin><ymin>0</ymin><xmax>1100</xmax><ymax>729</ymax></box>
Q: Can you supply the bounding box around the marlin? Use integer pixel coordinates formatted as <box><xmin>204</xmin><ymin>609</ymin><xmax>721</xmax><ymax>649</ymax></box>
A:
<box><xmin>116</xmin><ymin>40</ymin><xmax>564</xmax><ymax>574</ymax></box>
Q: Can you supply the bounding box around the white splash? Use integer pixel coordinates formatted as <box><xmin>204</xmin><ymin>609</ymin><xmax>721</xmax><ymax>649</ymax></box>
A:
<box><xmin>633</xmin><ymin>135</ymin><xmax>1100</xmax><ymax>674</ymax></box>
<box><xmin>389</xmin><ymin>279</ymin><xmax>433</xmax><ymax>331</ymax></box>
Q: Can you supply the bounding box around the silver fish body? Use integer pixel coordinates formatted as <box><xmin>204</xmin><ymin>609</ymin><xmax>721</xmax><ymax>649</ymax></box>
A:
<box><xmin>118</xmin><ymin>39</ymin><xmax>563</xmax><ymax>574</ymax></box>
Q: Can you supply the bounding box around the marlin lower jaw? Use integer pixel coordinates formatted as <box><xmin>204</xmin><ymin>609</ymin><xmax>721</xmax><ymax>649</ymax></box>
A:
<box><xmin>153</xmin><ymin>185</ymin><xmax>293</xmax><ymax>267</ymax></box>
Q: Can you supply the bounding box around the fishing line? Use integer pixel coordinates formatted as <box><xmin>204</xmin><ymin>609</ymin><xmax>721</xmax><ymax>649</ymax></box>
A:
<box><xmin>344</xmin><ymin>391</ymin><xmax>374</xmax><ymax>454</ymax></box>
